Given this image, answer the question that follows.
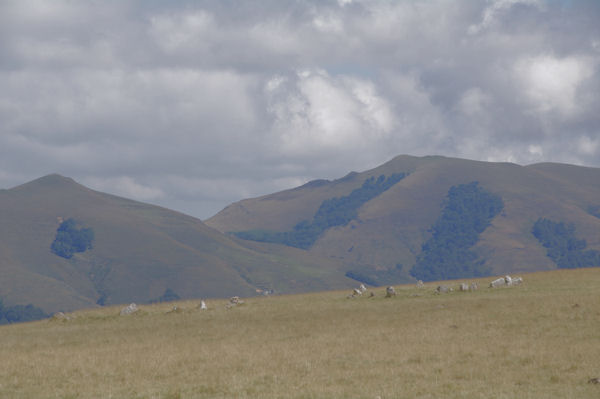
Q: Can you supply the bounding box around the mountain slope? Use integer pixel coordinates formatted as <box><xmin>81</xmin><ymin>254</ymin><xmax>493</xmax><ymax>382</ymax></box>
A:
<box><xmin>0</xmin><ymin>175</ymin><xmax>352</xmax><ymax>313</ymax></box>
<box><xmin>207</xmin><ymin>155</ymin><xmax>600</xmax><ymax>282</ymax></box>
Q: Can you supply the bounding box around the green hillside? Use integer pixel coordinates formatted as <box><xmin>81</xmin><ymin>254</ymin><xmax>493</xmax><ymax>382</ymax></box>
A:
<box><xmin>0</xmin><ymin>175</ymin><xmax>353</xmax><ymax>313</ymax></box>
<box><xmin>207</xmin><ymin>155</ymin><xmax>600</xmax><ymax>284</ymax></box>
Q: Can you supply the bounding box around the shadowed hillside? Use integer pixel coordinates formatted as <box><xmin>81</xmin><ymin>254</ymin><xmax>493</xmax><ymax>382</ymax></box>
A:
<box><xmin>0</xmin><ymin>175</ymin><xmax>353</xmax><ymax>313</ymax></box>
<box><xmin>207</xmin><ymin>155</ymin><xmax>600</xmax><ymax>284</ymax></box>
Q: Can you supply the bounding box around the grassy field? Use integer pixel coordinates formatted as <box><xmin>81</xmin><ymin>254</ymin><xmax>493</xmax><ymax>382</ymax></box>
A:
<box><xmin>1</xmin><ymin>268</ymin><xmax>599</xmax><ymax>398</ymax></box>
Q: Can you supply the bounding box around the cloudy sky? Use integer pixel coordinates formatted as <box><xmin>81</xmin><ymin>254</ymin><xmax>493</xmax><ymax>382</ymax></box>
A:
<box><xmin>1</xmin><ymin>0</ymin><xmax>599</xmax><ymax>219</ymax></box>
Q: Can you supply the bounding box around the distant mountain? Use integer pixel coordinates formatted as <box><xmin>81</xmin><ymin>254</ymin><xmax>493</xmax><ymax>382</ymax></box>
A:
<box><xmin>5</xmin><ymin>156</ymin><xmax>599</xmax><ymax>314</ymax></box>
<box><xmin>207</xmin><ymin>155</ymin><xmax>600</xmax><ymax>285</ymax></box>
<box><xmin>0</xmin><ymin>175</ymin><xmax>353</xmax><ymax>313</ymax></box>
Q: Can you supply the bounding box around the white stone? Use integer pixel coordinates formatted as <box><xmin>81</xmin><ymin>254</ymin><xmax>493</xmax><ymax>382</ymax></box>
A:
<box><xmin>436</xmin><ymin>285</ymin><xmax>451</xmax><ymax>293</ymax></box>
<box><xmin>489</xmin><ymin>278</ymin><xmax>506</xmax><ymax>288</ymax></box>
<box><xmin>512</xmin><ymin>276</ymin><xmax>523</xmax><ymax>285</ymax></box>
<box><xmin>120</xmin><ymin>303</ymin><xmax>138</xmax><ymax>316</ymax></box>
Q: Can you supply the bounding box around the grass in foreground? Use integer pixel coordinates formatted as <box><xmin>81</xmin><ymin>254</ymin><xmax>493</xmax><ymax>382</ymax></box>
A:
<box><xmin>1</xmin><ymin>268</ymin><xmax>599</xmax><ymax>398</ymax></box>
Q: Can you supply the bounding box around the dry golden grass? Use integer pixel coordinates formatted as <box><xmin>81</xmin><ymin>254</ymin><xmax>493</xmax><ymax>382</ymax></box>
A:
<box><xmin>1</xmin><ymin>268</ymin><xmax>600</xmax><ymax>398</ymax></box>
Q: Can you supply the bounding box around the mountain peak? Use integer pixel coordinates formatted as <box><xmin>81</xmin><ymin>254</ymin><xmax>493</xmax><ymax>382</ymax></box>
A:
<box><xmin>36</xmin><ymin>173</ymin><xmax>76</xmax><ymax>183</ymax></box>
<box><xmin>10</xmin><ymin>173</ymin><xmax>83</xmax><ymax>193</ymax></box>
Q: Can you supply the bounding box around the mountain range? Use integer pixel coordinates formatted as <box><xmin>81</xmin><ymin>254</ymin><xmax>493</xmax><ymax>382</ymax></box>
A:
<box><xmin>1</xmin><ymin>155</ymin><xmax>599</xmax><ymax>313</ymax></box>
<box><xmin>207</xmin><ymin>155</ymin><xmax>600</xmax><ymax>284</ymax></box>
<box><xmin>0</xmin><ymin>174</ymin><xmax>352</xmax><ymax>313</ymax></box>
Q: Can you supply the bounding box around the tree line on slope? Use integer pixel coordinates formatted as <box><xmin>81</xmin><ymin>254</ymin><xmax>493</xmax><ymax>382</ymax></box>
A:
<box><xmin>409</xmin><ymin>182</ymin><xmax>504</xmax><ymax>282</ymax></box>
<box><xmin>234</xmin><ymin>173</ymin><xmax>407</xmax><ymax>249</ymax></box>
<box><xmin>51</xmin><ymin>218</ymin><xmax>94</xmax><ymax>259</ymax></box>
<box><xmin>0</xmin><ymin>299</ymin><xmax>48</xmax><ymax>325</ymax></box>
<box><xmin>532</xmin><ymin>218</ymin><xmax>600</xmax><ymax>269</ymax></box>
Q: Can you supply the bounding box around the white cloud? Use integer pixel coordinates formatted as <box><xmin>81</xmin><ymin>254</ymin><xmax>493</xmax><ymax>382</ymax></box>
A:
<box><xmin>312</xmin><ymin>14</ymin><xmax>344</xmax><ymax>34</ymax></box>
<box><xmin>266</xmin><ymin>70</ymin><xmax>394</xmax><ymax>156</ymax></box>
<box><xmin>457</xmin><ymin>87</ymin><xmax>492</xmax><ymax>117</ymax></box>
<box><xmin>514</xmin><ymin>55</ymin><xmax>595</xmax><ymax>115</ymax></box>
<box><xmin>468</xmin><ymin>0</ymin><xmax>542</xmax><ymax>35</ymax></box>
<box><xmin>150</xmin><ymin>11</ymin><xmax>215</xmax><ymax>53</ymax></box>
<box><xmin>528</xmin><ymin>144</ymin><xmax>543</xmax><ymax>158</ymax></box>
<box><xmin>576</xmin><ymin>136</ymin><xmax>599</xmax><ymax>156</ymax></box>
<box><xmin>0</xmin><ymin>0</ymin><xmax>599</xmax><ymax>218</ymax></box>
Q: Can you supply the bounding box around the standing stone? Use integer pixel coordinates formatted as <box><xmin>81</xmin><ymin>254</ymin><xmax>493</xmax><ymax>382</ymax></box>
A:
<box><xmin>200</xmin><ymin>300</ymin><xmax>207</xmax><ymax>310</ymax></box>
<box><xmin>489</xmin><ymin>277</ymin><xmax>506</xmax><ymax>288</ymax></box>
<box><xmin>51</xmin><ymin>312</ymin><xmax>71</xmax><ymax>321</ymax></box>
<box><xmin>512</xmin><ymin>276</ymin><xmax>523</xmax><ymax>285</ymax></box>
<box><xmin>385</xmin><ymin>286</ymin><xmax>396</xmax><ymax>298</ymax></box>
<box><xmin>436</xmin><ymin>285</ymin><xmax>451</xmax><ymax>293</ymax></box>
<box><xmin>417</xmin><ymin>280</ymin><xmax>425</xmax><ymax>289</ymax></box>
<box><xmin>120</xmin><ymin>303</ymin><xmax>139</xmax><ymax>316</ymax></box>
<box><xmin>229</xmin><ymin>296</ymin><xmax>244</xmax><ymax>306</ymax></box>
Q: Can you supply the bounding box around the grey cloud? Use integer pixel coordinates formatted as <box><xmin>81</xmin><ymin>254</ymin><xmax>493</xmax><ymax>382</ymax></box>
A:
<box><xmin>0</xmin><ymin>0</ymin><xmax>599</xmax><ymax>218</ymax></box>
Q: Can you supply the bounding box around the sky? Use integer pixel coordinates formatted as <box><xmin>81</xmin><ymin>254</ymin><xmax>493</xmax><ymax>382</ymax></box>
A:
<box><xmin>1</xmin><ymin>0</ymin><xmax>599</xmax><ymax>219</ymax></box>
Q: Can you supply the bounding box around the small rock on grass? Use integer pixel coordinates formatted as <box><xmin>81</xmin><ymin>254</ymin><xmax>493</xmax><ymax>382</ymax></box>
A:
<box><xmin>120</xmin><ymin>303</ymin><xmax>139</xmax><ymax>316</ymax></box>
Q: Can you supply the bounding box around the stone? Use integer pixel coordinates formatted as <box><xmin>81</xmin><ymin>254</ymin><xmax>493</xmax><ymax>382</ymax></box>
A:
<box><xmin>228</xmin><ymin>296</ymin><xmax>244</xmax><ymax>307</ymax></box>
<box><xmin>436</xmin><ymin>285</ymin><xmax>451</xmax><ymax>293</ymax></box>
<box><xmin>200</xmin><ymin>300</ymin><xmax>207</xmax><ymax>310</ymax></box>
<box><xmin>512</xmin><ymin>276</ymin><xmax>523</xmax><ymax>285</ymax></box>
<box><xmin>120</xmin><ymin>303</ymin><xmax>139</xmax><ymax>316</ymax></box>
<box><xmin>51</xmin><ymin>312</ymin><xmax>71</xmax><ymax>321</ymax></box>
<box><xmin>489</xmin><ymin>277</ymin><xmax>506</xmax><ymax>288</ymax></box>
<box><xmin>385</xmin><ymin>286</ymin><xmax>396</xmax><ymax>298</ymax></box>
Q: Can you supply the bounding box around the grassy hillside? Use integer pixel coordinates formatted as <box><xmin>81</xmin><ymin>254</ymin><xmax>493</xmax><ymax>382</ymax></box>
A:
<box><xmin>0</xmin><ymin>175</ymin><xmax>353</xmax><ymax>313</ymax></box>
<box><xmin>1</xmin><ymin>268</ymin><xmax>599</xmax><ymax>398</ymax></box>
<box><xmin>207</xmin><ymin>155</ymin><xmax>600</xmax><ymax>283</ymax></box>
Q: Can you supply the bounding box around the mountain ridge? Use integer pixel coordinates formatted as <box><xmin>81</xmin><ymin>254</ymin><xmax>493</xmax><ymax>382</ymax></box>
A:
<box><xmin>0</xmin><ymin>174</ymin><xmax>353</xmax><ymax>313</ymax></box>
<box><xmin>207</xmin><ymin>155</ymin><xmax>600</xmax><ymax>284</ymax></box>
<box><xmin>3</xmin><ymin>155</ymin><xmax>599</xmax><ymax>313</ymax></box>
